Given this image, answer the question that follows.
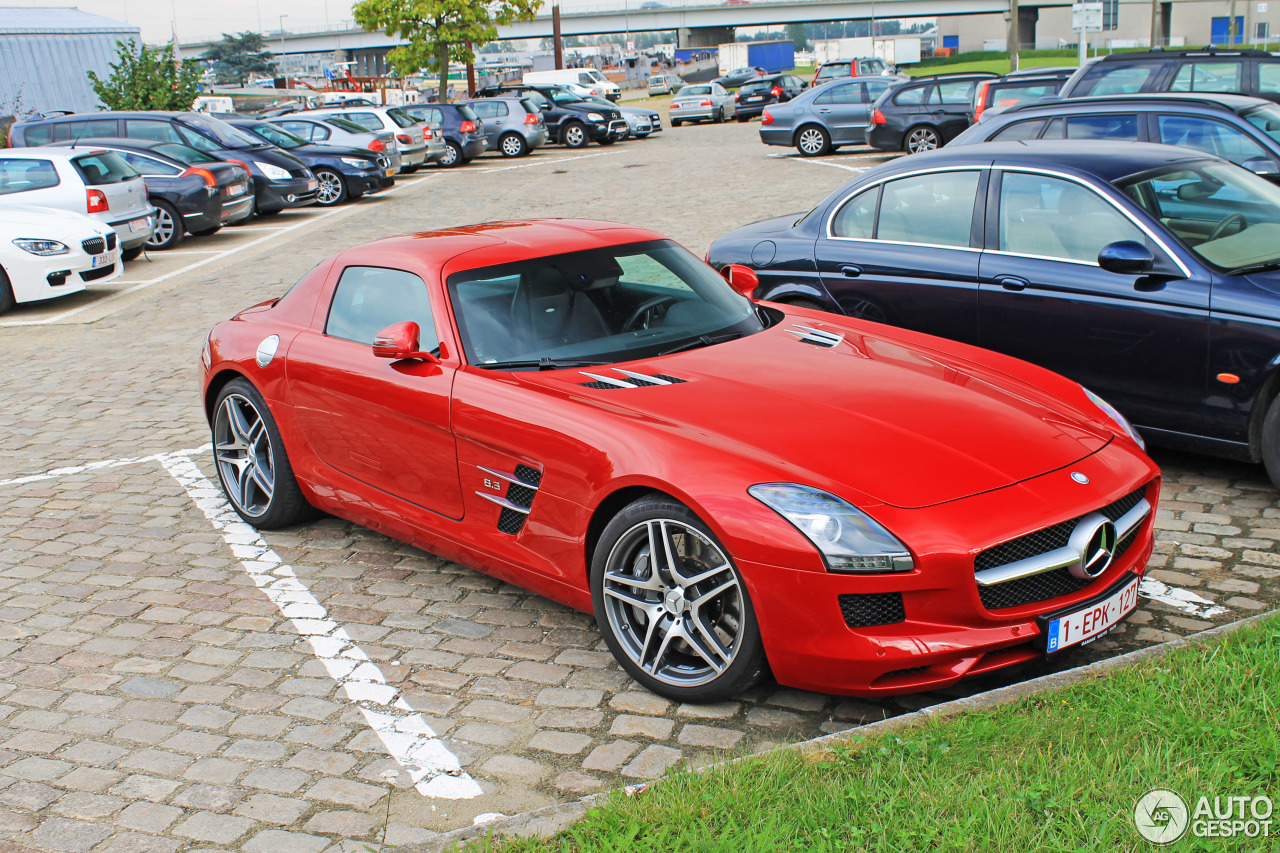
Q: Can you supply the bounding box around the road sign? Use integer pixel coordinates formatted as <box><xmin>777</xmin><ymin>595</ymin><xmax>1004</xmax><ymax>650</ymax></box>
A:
<box><xmin>1072</xmin><ymin>2</ymin><xmax>1104</xmax><ymax>30</ymax></box>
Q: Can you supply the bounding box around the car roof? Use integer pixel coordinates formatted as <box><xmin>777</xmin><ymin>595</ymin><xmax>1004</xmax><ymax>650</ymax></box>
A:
<box><xmin>901</xmin><ymin>71</ymin><xmax>1000</xmax><ymax>83</ymax></box>
<box><xmin>0</xmin><ymin>146</ymin><xmax>102</xmax><ymax>160</ymax></box>
<box><xmin>16</xmin><ymin>110</ymin><xmax>190</xmax><ymax>124</ymax></box>
<box><xmin>1090</xmin><ymin>47</ymin><xmax>1275</xmax><ymax>61</ymax></box>
<box><xmin>880</xmin><ymin>140</ymin><xmax>1212</xmax><ymax>182</ymax></box>
<box><xmin>1004</xmin><ymin>91</ymin><xmax>1268</xmax><ymax>115</ymax></box>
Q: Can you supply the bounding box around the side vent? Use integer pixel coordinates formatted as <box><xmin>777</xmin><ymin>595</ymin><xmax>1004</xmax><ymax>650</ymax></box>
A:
<box><xmin>787</xmin><ymin>325</ymin><xmax>844</xmax><ymax>347</ymax></box>
<box><xmin>476</xmin><ymin>465</ymin><xmax>542</xmax><ymax>535</ymax></box>
<box><xmin>578</xmin><ymin>369</ymin><xmax>688</xmax><ymax>390</ymax></box>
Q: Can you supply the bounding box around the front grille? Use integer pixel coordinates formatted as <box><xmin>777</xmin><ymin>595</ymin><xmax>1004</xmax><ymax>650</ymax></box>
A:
<box><xmin>979</xmin><ymin>567</ymin><xmax>1090</xmax><ymax>610</ymax></box>
<box><xmin>491</xmin><ymin>463</ymin><xmax>541</xmax><ymax>536</ymax></box>
<box><xmin>80</xmin><ymin>264</ymin><xmax>115</xmax><ymax>282</ymax></box>
<box><xmin>106</xmin><ymin>232</ymin><xmax>117</xmax><ymax>250</ymax></box>
<box><xmin>81</xmin><ymin>237</ymin><xmax>105</xmax><ymax>255</ymax></box>
<box><xmin>838</xmin><ymin>592</ymin><xmax>905</xmax><ymax>628</ymax></box>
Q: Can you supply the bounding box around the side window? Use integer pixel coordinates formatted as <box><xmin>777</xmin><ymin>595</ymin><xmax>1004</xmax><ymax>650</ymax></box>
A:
<box><xmin>1156</xmin><ymin>115</ymin><xmax>1266</xmax><ymax>165</ymax></box>
<box><xmin>60</xmin><ymin>120</ymin><xmax>118</xmax><ymax>140</ymax></box>
<box><xmin>876</xmin><ymin>171</ymin><xmax>980</xmax><ymax>247</ymax></box>
<box><xmin>1170</xmin><ymin>61</ymin><xmax>1243</xmax><ymax>93</ymax></box>
<box><xmin>831</xmin><ymin>186</ymin><xmax>879</xmax><ymax>239</ymax></box>
<box><xmin>1074</xmin><ymin>63</ymin><xmax>1159</xmax><ymax>96</ymax></box>
<box><xmin>471</xmin><ymin>102</ymin><xmax>494</xmax><ymax>119</ymax></box>
<box><xmin>174</xmin><ymin>126</ymin><xmax>221</xmax><ymax>153</ymax></box>
<box><xmin>125</xmin><ymin>120</ymin><xmax>184</xmax><ymax>143</ymax></box>
<box><xmin>578</xmin><ymin>73</ymin><xmax>594</xmax><ymax>86</ymax></box>
<box><xmin>119</xmin><ymin>152</ymin><xmax>181</xmax><ymax>176</ymax></box>
<box><xmin>893</xmin><ymin>86</ymin><xmax>926</xmax><ymax>106</ymax></box>
<box><xmin>0</xmin><ymin>158</ymin><xmax>60</xmax><ymax>194</ymax></box>
<box><xmin>863</xmin><ymin>80</ymin><xmax>891</xmax><ymax>102</ymax></box>
<box><xmin>277</xmin><ymin>121</ymin><xmax>312</xmax><ymax>140</ymax></box>
<box><xmin>494</xmin><ymin>102</ymin><xmax>510</xmax><ymax>117</ymax></box>
<box><xmin>814</xmin><ymin>88</ymin><xmax>834</xmax><ymax>105</ymax></box>
<box><xmin>933</xmin><ymin>81</ymin><xmax>977</xmax><ymax>104</ymax></box>
<box><xmin>1065</xmin><ymin>114</ymin><xmax>1138</xmax><ymax>140</ymax></box>
<box><xmin>998</xmin><ymin>172</ymin><xmax>1145</xmax><ymax>263</ymax></box>
<box><xmin>326</xmin><ymin>267</ymin><xmax>437</xmax><ymax>349</ymax></box>
<box><xmin>1040</xmin><ymin>117</ymin><xmax>1065</xmax><ymax>139</ymax></box>
<box><xmin>311</xmin><ymin>123</ymin><xmax>332</xmax><ymax>141</ymax></box>
<box><xmin>20</xmin><ymin>125</ymin><xmax>53</xmax><ymax>146</ymax></box>
<box><xmin>344</xmin><ymin>112</ymin><xmax>383</xmax><ymax>131</ymax></box>
<box><xmin>990</xmin><ymin>118</ymin><xmax>1046</xmax><ymax>141</ymax></box>
<box><xmin>1259</xmin><ymin>64</ymin><xmax>1280</xmax><ymax>98</ymax></box>
<box><xmin>829</xmin><ymin>84</ymin><xmax>861</xmax><ymax>105</ymax></box>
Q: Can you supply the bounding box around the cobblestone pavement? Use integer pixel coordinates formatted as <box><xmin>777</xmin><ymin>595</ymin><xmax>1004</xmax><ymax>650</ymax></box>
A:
<box><xmin>0</xmin><ymin>119</ymin><xmax>1277</xmax><ymax>852</ymax></box>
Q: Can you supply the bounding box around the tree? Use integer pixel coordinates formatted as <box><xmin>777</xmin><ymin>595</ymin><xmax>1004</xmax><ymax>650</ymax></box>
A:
<box><xmin>785</xmin><ymin>23</ymin><xmax>809</xmax><ymax>51</ymax></box>
<box><xmin>202</xmin><ymin>32</ymin><xmax>277</xmax><ymax>87</ymax></box>
<box><xmin>87</xmin><ymin>40</ymin><xmax>202</xmax><ymax>111</ymax></box>
<box><xmin>353</xmin><ymin>0</ymin><xmax>541</xmax><ymax>102</ymax></box>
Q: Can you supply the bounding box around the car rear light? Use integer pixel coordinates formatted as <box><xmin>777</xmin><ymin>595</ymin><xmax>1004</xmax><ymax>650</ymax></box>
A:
<box><xmin>367</xmin><ymin>138</ymin><xmax>386</xmax><ymax>151</ymax></box>
<box><xmin>761</xmin><ymin>110</ymin><xmax>773</xmax><ymax>125</ymax></box>
<box><xmin>871</xmin><ymin>109</ymin><xmax>886</xmax><ymax>124</ymax></box>
<box><xmin>460</xmin><ymin>120</ymin><xmax>476</xmax><ymax>133</ymax></box>
<box><xmin>700</xmin><ymin>100</ymin><xmax>713</xmax><ymax>107</ymax></box>
<box><xmin>974</xmin><ymin>82</ymin><xmax>990</xmax><ymax>121</ymax></box>
<box><xmin>734</xmin><ymin>93</ymin><xmax>740</xmax><ymax>101</ymax></box>
<box><xmin>771</xmin><ymin>86</ymin><xmax>782</xmax><ymax>97</ymax></box>
<box><xmin>422</xmin><ymin>127</ymin><xmax>433</xmax><ymax>140</ymax></box>
<box><xmin>524</xmin><ymin>112</ymin><xmax>540</xmax><ymax>125</ymax></box>
<box><xmin>397</xmin><ymin>133</ymin><xmax>412</xmax><ymax>144</ymax></box>
<box><xmin>86</xmin><ymin>189</ymin><xmax>108</xmax><ymax>214</ymax></box>
<box><xmin>182</xmin><ymin>166</ymin><xmax>217</xmax><ymax>187</ymax></box>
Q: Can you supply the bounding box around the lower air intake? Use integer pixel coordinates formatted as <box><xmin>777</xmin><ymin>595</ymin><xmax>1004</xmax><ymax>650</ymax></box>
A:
<box><xmin>838</xmin><ymin>592</ymin><xmax>905</xmax><ymax>628</ymax></box>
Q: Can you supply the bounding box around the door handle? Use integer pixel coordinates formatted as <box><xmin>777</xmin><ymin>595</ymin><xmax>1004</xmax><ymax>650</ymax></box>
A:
<box><xmin>996</xmin><ymin>275</ymin><xmax>1028</xmax><ymax>291</ymax></box>
<box><xmin>817</xmin><ymin>108</ymin><xmax>832</xmax><ymax>114</ymax></box>
<box><xmin>840</xmin><ymin>264</ymin><xmax>862</xmax><ymax>278</ymax></box>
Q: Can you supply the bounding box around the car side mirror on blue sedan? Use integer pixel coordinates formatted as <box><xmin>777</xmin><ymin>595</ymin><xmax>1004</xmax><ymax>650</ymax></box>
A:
<box><xmin>1243</xmin><ymin>156</ymin><xmax>1280</xmax><ymax>177</ymax></box>
<box><xmin>1097</xmin><ymin>241</ymin><xmax>1154</xmax><ymax>275</ymax></box>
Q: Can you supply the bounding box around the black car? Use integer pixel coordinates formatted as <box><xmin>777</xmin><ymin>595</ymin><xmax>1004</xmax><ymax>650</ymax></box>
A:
<box><xmin>709</xmin><ymin>140</ymin><xmax>1280</xmax><ymax>486</ymax></box>
<box><xmin>951</xmin><ymin>93</ymin><xmax>1280</xmax><ymax>183</ymax></box>
<box><xmin>734</xmin><ymin>73</ymin><xmax>808</xmax><ymax>122</ymax></box>
<box><xmin>714</xmin><ymin>66</ymin><xmax>766</xmax><ymax>89</ymax></box>
<box><xmin>1060</xmin><ymin>47</ymin><xmax>1280</xmax><ymax>104</ymax></box>
<box><xmin>51</xmin><ymin>138</ymin><xmax>253</xmax><ymax>249</ymax></box>
<box><xmin>10</xmin><ymin>112</ymin><xmax>318</xmax><ymax>216</ymax></box>
<box><xmin>473</xmin><ymin>84</ymin><xmax>627</xmax><ymax>148</ymax></box>
<box><xmin>229</xmin><ymin>119</ymin><xmax>392</xmax><ymax>207</ymax></box>
<box><xmin>400</xmin><ymin>103</ymin><xmax>488</xmax><ymax>167</ymax></box>
<box><xmin>969</xmin><ymin>68</ymin><xmax>1072</xmax><ymax>123</ymax></box>
<box><xmin>866</xmin><ymin>72</ymin><xmax>998</xmax><ymax>153</ymax></box>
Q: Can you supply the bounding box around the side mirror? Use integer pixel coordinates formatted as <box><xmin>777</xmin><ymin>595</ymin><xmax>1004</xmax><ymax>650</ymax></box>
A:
<box><xmin>372</xmin><ymin>321</ymin><xmax>439</xmax><ymax>362</ymax></box>
<box><xmin>721</xmin><ymin>263</ymin><xmax>760</xmax><ymax>297</ymax></box>
<box><xmin>1097</xmin><ymin>240</ymin><xmax>1154</xmax><ymax>275</ymax></box>
<box><xmin>1243</xmin><ymin>156</ymin><xmax>1280</xmax><ymax>176</ymax></box>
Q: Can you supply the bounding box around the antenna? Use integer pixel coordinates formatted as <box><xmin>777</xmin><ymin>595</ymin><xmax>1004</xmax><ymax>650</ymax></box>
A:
<box><xmin>69</xmin><ymin>121</ymin><xmax>88</xmax><ymax>150</ymax></box>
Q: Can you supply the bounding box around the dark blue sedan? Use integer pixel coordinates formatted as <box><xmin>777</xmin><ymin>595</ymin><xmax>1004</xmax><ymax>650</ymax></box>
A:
<box><xmin>708</xmin><ymin>140</ymin><xmax>1280</xmax><ymax>488</ymax></box>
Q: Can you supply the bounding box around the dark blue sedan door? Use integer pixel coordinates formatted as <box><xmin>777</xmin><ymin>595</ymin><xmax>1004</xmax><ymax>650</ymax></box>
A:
<box><xmin>976</xmin><ymin>168</ymin><xmax>1210</xmax><ymax>434</ymax></box>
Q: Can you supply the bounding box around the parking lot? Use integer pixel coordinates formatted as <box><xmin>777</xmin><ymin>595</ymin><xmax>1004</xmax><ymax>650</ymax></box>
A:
<box><xmin>1</xmin><ymin>119</ymin><xmax>1277</xmax><ymax>851</ymax></box>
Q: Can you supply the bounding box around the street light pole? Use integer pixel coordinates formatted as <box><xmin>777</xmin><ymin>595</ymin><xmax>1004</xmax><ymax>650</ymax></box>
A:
<box><xmin>279</xmin><ymin>14</ymin><xmax>288</xmax><ymax>77</ymax></box>
<box><xmin>1007</xmin><ymin>0</ymin><xmax>1019</xmax><ymax>71</ymax></box>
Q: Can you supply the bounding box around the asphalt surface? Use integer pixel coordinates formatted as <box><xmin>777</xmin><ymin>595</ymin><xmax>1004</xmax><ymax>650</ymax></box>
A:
<box><xmin>0</xmin><ymin>116</ymin><xmax>1276</xmax><ymax>851</ymax></box>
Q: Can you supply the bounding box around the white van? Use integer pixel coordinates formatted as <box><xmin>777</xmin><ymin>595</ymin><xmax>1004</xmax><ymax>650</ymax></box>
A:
<box><xmin>522</xmin><ymin>68</ymin><xmax>621</xmax><ymax>101</ymax></box>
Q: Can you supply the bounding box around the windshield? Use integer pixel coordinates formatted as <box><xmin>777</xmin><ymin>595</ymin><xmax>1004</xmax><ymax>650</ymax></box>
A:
<box><xmin>1117</xmin><ymin>161</ymin><xmax>1280</xmax><ymax>270</ymax></box>
<box><xmin>243</xmin><ymin>122</ymin><xmax>305</xmax><ymax>148</ymax></box>
<box><xmin>152</xmin><ymin>143</ymin><xmax>218</xmax><ymax>164</ymax></box>
<box><xmin>739</xmin><ymin>80</ymin><xmax>772</xmax><ymax>95</ymax></box>
<box><xmin>819</xmin><ymin>63</ymin><xmax>851</xmax><ymax>79</ymax></box>
<box><xmin>176</xmin><ymin>114</ymin><xmax>262</xmax><ymax>149</ymax></box>
<box><xmin>457</xmin><ymin>104</ymin><xmax>479</xmax><ymax>122</ymax></box>
<box><xmin>386</xmin><ymin>108</ymin><xmax>416</xmax><ymax>128</ymax></box>
<box><xmin>550</xmin><ymin>89</ymin><xmax>586</xmax><ymax>105</ymax></box>
<box><xmin>448</xmin><ymin>240</ymin><xmax>765</xmax><ymax>369</ymax></box>
<box><xmin>325</xmin><ymin>116</ymin><xmax>370</xmax><ymax>134</ymax></box>
<box><xmin>72</xmin><ymin>151</ymin><xmax>139</xmax><ymax>185</ymax></box>
<box><xmin>683</xmin><ymin>86</ymin><xmax>712</xmax><ymax>96</ymax></box>
<box><xmin>1243</xmin><ymin>103</ymin><xmax>1280</xmax><ymax>145</ymax></box>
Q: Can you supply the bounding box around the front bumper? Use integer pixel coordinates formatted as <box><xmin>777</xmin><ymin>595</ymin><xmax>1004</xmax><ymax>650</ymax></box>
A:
<box><xmin>4</xmin><ymin>238</ymin><xmax>122</xmax><ymax>304</ymax></box>
<box><xmin>345</xmin><ymin>170</ymin><xmax>395</xmax><ymax>195</ymax></box>
<box><xmin>255</xmin><ymin>177</ymin><xmax>318</xmax><ymax>213</ymax></box>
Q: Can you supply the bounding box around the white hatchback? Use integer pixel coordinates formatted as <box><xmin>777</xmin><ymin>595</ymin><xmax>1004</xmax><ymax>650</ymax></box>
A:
<box><xmin>0</xmin><ymin>205</ymin><xmax>122</xmax><ymax>313</ymax></box>
<box><xmin>0</xmin><ymin>147</ymin><xmax>155</xmax><ymax>260</ymax></box>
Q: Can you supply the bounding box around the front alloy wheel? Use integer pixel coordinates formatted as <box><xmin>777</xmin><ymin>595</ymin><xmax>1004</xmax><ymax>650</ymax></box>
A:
<box><xmin>906</xmin><ymin>126</ymin><xmax>941</xmax><ymax>154</ymax></box>
<box><xmin>563</xmin><ymin>122</ymin><xmax>588</xmax><ymax>148</ymax></box>
<box><xmin>212</xmin><ymin>379</ymin><xmax>310</xmax><ymax>528</ymax></box>
<box><xmin>314</xmin><ymin>168</ymin><xmax>346</xmax><ymax>206</ymax></box>
<box><xmin>592</xmin><ymin>497</ymin><xmax>767</xmax><ymax>701</ymax></box>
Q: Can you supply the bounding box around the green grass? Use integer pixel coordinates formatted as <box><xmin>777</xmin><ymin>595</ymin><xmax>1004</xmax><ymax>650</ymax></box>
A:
<box><xmin>464</xmin><ymin>615</ymin><xmax>1280</xmax><ymax>852</ymax></box>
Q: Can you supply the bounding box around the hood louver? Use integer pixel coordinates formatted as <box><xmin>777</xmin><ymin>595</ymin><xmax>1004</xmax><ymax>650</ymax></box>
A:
<box><xmin>787</xmin><ymin>325</ymin><xmax>844</xmax><ymax>348</ymax></box>
<box><xmin>578</xmin><ymin>369</ymin><xmax>688</xmax><ymax>390</ymax></box>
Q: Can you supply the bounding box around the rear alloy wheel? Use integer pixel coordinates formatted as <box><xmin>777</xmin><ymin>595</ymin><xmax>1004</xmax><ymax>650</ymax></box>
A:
<box><xmin>145</xmin><ymin>200</ymin><xmax>183</xmax><ymax>250</ymax></box>
<box><xmin>212</xmin><ymin>378</ymin><xmax>311</xmax><ymax>529</ymax></box>
<box><xmin>499</xmin><ymin>133</ymin><xmax>527</xmax><ymax>157</ymax></box>
<box><xmin>796</xmin><ymin>125</ymin><xmax>831</xmax><ymax>157</ymax></box>
<box><xmin>563</xmin><ymin>122</ymin><xmax>589</xmax><ymax>148</ymax></box>
<box><xmin>439</xmin><ymin>141</ymin><xmax>464</xmax><ymax>168</ymax></box>
<box><xmin>313</xmin><ymin>168</ymin><xmax>347</xmax><ymax>206</ymax></box>
<box><xmin>592</xmin><ymin>496</ymin><xmax>768</xmax><ymax>702</ymax></box>
<box><xmin>905</xmin><ymin>125</ymin><xmax>941</xmax><ymax>154</ymax></box>
<box><xmin>0</xmin><ymin>267</ymin><xmax>14</xmax><ymax>315</ymax></box>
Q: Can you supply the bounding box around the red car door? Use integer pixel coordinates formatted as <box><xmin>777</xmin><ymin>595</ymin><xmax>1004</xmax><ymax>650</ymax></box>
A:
<box><xmin>286</xmin><ymin>264</ymin><xmax>465</xmax><ymax>519</ymax></box>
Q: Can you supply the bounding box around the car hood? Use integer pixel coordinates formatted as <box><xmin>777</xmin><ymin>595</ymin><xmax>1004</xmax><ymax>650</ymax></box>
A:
<box><xmin>512</xmin><ymin>318</ymin><xmax>1111</xmax><ymax>509</ymax></box>
<box><xmin>0</xmin><ymin>205</ymin><xmax>110</xmax><ymax>239</ymax></box>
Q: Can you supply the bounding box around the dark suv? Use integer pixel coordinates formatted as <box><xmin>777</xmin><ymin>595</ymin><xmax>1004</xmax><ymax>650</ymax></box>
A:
<box><xmin>1059</xmin><ymin>48</ymin><xmax>1280</xmax><ymax>104</ymax></box>
<box><xmin>472</xmin><ymin>84</ymin><xmax>626</xmax><ymax>148</ymax></box>
<box><xmin>734</xmin><ymin>73</ymin><xmax>808</xmax><ymax>122</ymax></box>
<box><xmin>10</xmin><ymin>111</ymin><xmax>317</xmax><ymax>215</ymax></box>
<box><xmin>866</xmin><ymin>72</ymin><xmax>998</xmax><ymax>153</ymax></box>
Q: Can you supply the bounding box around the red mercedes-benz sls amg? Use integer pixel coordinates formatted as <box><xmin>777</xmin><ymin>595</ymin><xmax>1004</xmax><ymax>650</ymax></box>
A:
<box><xmin>200</xmin><ymin>219</ymin><xmax>1159</xmax><ymax>701</ymax></box>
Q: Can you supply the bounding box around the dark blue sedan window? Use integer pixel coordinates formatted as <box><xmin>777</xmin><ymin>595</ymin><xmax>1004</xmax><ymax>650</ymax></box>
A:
<box><xmin>877</xmin><ymin>171</ymin><xmax>980</xmax><ymax>247</ymax></box>
<box><xmin>999</xmin><ymin>172</ymin><xmax>1144</xmax><ymax>262</ymax></box>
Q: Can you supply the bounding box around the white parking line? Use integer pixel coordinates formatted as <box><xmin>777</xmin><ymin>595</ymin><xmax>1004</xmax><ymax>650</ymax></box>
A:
<box><xmin>1139</xmin><ymin>579</ymin><xmax>1230</xmax><ymax>618</ymax></box>
<box><xmin>469</xmin><ymin>152</ymin><xmax>613</xmax><ymax>174</ymax></box>
<box><xmin>0</xmin><ymin>175</ymin><xmax>441</xmax><ymax>328</ymax></box>
<box><xmin>789</xmin><ymin>159</ymin><xmax>873</xmax><ymax>173</ymax></box>
<box><xmin>0</xmin><ymin>444</ymin><xmax>211</xmax><ymax>487</ymax></box>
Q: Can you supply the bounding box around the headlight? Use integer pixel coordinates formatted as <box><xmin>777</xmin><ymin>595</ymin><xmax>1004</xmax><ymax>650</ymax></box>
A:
<box><xmin>749</xmin><ymin>484</ymin><xmax>914</xmax><ymax>573</ymax></box>
<box><xmin>340</xmin><ymin>157</ymin><xmax>371</xmax><ymax>168</ymax></box>
<box><xmin>587</xmin><ymin>112</ymin><xmax>604</xmax><ymax>121</ymax></box>
<box><xmin>254</xmin><ymin>162</ymin><xmax>292</xmax><ymax>181</ymax></box>
<box><xmin>12</xmin><ymin>238</ymin><xmax>69</xmax><ymax>256</ymax></box>
<box><xmin>1083</xmin><ymin>387</ymin><xmax>1145</xmax><ymax>450</ymax></box>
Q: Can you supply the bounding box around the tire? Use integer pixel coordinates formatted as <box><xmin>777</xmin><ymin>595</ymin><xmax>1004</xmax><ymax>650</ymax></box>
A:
<box><xmin>562</xmin><ymin>122</ymin><xmax>589</xmax><ymax>148</ymax></box>
<box><xmin>591</xmin><ymin>495</ymin><xmax>769</xmax><ymax>702</ymax></box>
<box><xmin>189</xmin><ymin>225</ymin><xmax>222</xmax><ymax>237</ymax></box>
<box><xmin>438</xmin><ymin>141</ymin><xmax>464</xmax><ymax>168</ymax></box>
<box><xmin>905</xmin><ymin>125</ymin><xmax>941</xmax><ymax>154</ymax></box>
<box><xmin>671</xmin><ymin>119</ymin><xmax>683</xmax><ymax>127</ymax></box>
<box><xmin>256</xmin><ymin>208</ymin><xmax>281</xmax><ymax>218</ymax></box>
<box><xmin>499</xmin><ymin>133</ymin><xmax>527</xmax><ymax>158</ymax></box>
<box><xmin>713</xmin><ymin>107</ymin><xmax>725</xmax><ymax>124</ymax></box>
<box><xmin>211</xmin><ymin>378</ymin><xmax>311</xmax><ymax>529</ymax></box>
<box><xmin>795</xmin><ymin>124</ymin><xmax>831</xmax><ymax>157</ymax></box>
<box><xmin>121</xmin><ymin>246</ymin><xmax>144</xmax><ymax>262</ymax></box>
<box><xmin>0</xmin><ymin>267</ymin><xmax>14</xmax><ymax>316</ymax></box>
<box><xmin>313</xmin><ymin>168</ymin><xmax>347</xmax><ymax>206</ymax></box>
<box><xmin>145</xmin><ymin>200</ymin><xmax>184</xmax><ymax>251</ymax></box>
<box><xmin>401</xmin><ymin>164</ymin><xmax>420</xmax><ymax>173</ymax></box>
<box><xmin>1262</xmin><ymin>395</ymin><xmax>1280</xmax><ymax>490</ymax></box>
<box><xmin>736</xmin><ymin>114</ymin><xmax>749</xmax><ymax>123</ymax></box>
<box><xmin>597</xmin><ymin>136</ymin><xmax>616</xmax><ymax>146</ymax></box>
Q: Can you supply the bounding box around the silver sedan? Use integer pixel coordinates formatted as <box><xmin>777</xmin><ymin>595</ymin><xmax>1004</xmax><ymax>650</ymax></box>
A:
<box><xmin>669</xmin><ymin>83</ymin><xmax>736</xmax><ymax>126</ymax></box>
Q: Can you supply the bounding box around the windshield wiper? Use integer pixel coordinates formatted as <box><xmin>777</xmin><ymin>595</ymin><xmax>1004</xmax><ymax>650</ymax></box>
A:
<box><xmin>1223</xmin><ymin>259</ymin><xmax>1280</xmax><ymax>276</ymax></box>
<box><xmin>659</xmin><ymin>332</ymin><xmax>743</xmax><ymax>356</ymax></box>
<box><xmin>479</xmin><ymin>357</ymin><xmax>607</xmax><ymax>371</ymax></box>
